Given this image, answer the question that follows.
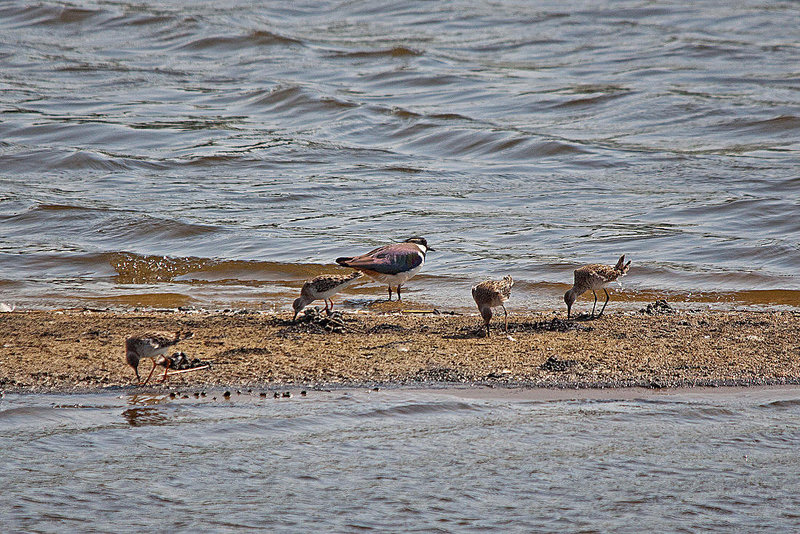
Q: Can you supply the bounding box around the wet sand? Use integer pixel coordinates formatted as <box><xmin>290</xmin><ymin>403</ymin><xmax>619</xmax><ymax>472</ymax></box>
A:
<box><xmin>1</xmin><ymin>306</ymin><xmax>799</xmax><ymax>393</ymax></box>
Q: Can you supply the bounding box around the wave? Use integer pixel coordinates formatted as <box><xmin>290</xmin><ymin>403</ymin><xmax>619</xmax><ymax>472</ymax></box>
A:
<box><xmin>0</xmin><ymin>147</ymin><xmax>167</xmax><ymax>173</ymax></box>
<box><xmin>713</xmin><ymin>115</ymin><xmax>800</xmax><ymax>135</ymax></box>
<box><xmin>1</xmin><ymin>204</ymin><xmax>219</xmax><ymax>248</ymax></box>
<box><xmin>176</xmin><ymin>30</ymin><xmax>302</xmax><ymax>51</ymax></box>
<box><xmin>394</xmin><ymin>127</ymin><xmax>592</xmax><ymax>160</ymax></box>
<box><xmin>0</xmin><ymin>5</ymin><xmax>104</xmax><ymax>28</ymax></box>
<box><xmin>329</xmin><ymin>47</ymin><xmax>422</xmax><ymax>59</ymax></box>
<box><xmin>357</xmin><ymin>401</ymin><xmax>480</xmax><ymax>418</ymax></box>
<box><xmin>759</xmin><ymin>399</ymin><xmax>800</xmax><ymax>410</ymax></box>
<box><xmin>108</xmin><ymin>252</ymin><xmax>345</xmax><ymax>285</ymax></box>
<box><xmin>244</xmin><ymin>85</ymin><xmax>358</xmax><ymax>113</ymax></box>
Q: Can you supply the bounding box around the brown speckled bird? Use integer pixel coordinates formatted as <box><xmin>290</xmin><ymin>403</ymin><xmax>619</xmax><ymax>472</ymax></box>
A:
<box><xmin>125</xmin><ymin>331</ymin><xmax>193</xmax><ymax>385</ymax></box>
<box><xmin>471</xmin><ymin>275</ymin><xmax>513</xmax><ymax>337</ymax></box>
<box><xmin>293</xmin><ymin>271</ymin><xmax>363</xmax><ymax>320</ymax></box>
<box><xmin>564</xmin><ymin>255</ymin><xmax>631</xmax><ymax>319</ymax></box>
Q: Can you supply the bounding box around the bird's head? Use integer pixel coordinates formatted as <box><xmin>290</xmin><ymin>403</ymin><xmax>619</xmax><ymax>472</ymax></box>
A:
<box><xmin>292</xmin><ymin>297</ymin><xmax>306</xmax><ymax>321</ymax></box>
<box><xmin>564</xmin><ymin>290</ymin><xmax>576</xmax><ymax>319</ymax></box>
<box><xmin>124</xmin><ymin>340</ymin><xmax>140</xmax><ymax>380</ymax></box>
<box><xmin>405</xmin><ymin>236</ymin><xmax>433</xmax><ymax>252</ymax></box>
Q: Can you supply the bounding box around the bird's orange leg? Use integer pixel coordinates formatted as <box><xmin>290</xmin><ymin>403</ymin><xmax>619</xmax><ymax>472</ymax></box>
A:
<box><xmin>160</xmin><ymin>360</ymin><xmax>171</xmax><ymax>382</ymax></box>
<box><xmin>141</xmin><ymin>358</ymin><xmax>158</xmax><ymax>386</ymax></box>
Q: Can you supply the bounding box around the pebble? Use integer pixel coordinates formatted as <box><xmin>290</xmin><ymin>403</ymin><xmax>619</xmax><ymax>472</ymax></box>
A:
<box><xmin>282</xmin><ymin>391</ymin><xmax>291</xmax><ymax>398</ymax></box>
<box><xmin>223</xmin><ymin>391</ymin><xmax>231</xmax><ymax>398</ymax></box>
<box><xmin>300</xmin><ymin>390</ymin><xmax>307</xmax><ymax>396</ymax></box>
<box><xmin>273</xmin><ymin>392</ymin><xmax>280</xmax><ymax>398</ymax></box>
<box><xmin>260</xmin><ymin>392</ymin><xmax>267</xmax><ymax>397</ymax></box>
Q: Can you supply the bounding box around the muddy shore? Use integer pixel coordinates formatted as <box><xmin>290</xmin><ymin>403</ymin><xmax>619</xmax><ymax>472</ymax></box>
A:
<box><xmin>1</xmin><ymin>306</ymin><xmax>799</xmax><ymax>393</ymax></box>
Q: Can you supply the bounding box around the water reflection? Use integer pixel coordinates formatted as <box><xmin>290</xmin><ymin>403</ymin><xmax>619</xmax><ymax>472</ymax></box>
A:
<box><xmin>126</xmin><ymin>393</ymin><xmax>168</xmax><ymax>406</ymax></box>
<box><xmin>121</xmin><ymin>406</ymin><xmax>169</xmax><ymax>427</ymax></box>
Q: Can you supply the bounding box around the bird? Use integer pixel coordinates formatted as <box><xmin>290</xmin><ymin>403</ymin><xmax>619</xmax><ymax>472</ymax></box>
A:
<box><xmin>124</xmin><ymin>331</ymin><xmax>193</xmax><ymax>385</ymax></box>
<box><xmin>564</xmin><ymin>255</ymin><xmax>631</xmax><ymax>319</ymax></box>
<box><xmin>293</xmin><ymin>271</ymin><xmax>363</xmax><ymax>320</ymax></box>
<box><xmin>472</xmin><ymin>275</ymin><xmax>513</xmax><ymax>337</ymax></box>
<box><xmin>335</xmin><ymin>237</ymin><xmax>433</xmax><ymax>301</ymax></box>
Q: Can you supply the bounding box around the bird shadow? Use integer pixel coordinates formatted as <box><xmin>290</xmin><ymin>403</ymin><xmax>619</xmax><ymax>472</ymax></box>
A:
<box><xmin>569</xmin><ymin>312</ymin><xmax>602</xmax><ymax>322</ymax></box>
<box><xmin>443</xmin><ymin>326</ymin><xmax>486</xmax><ymax>340</ymax></box>
<box><xmin>445</xmin><ymin>317</ymin><xmax>593</xmax><ymax>339</ymax></box>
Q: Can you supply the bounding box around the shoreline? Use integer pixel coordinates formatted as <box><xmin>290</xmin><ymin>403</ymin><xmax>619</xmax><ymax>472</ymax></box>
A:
<box><xmin>1</xmin><ymin>306</ymin><xmax>799</xmax><ymax>394</ymax></box>
<box><xmin>5</xmin><ymin>383</ymin><xmax>800</xmax><ymax>404</ymax></box>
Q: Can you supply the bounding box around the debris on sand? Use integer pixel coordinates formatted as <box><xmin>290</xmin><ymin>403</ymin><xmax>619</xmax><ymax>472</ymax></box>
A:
<box><xmin>367</xmin><ymin>323</ymin><xmax>407</xmax><ymax>334</ymax></box>
<box><xmin>640</xmin><ymin>300</ymin><xmax>675</xmax><ymax>315</ymax></box>
<box><xmin>277</xmin><ymin>308</ymin><xmax>351</xmax><ymax>335</ymax></box>
<box><xmin>413</xmin><ymin>366</ymin><xmax>466</xmax><ymax>382</ymax></box>
<box><xmin>513</xmin><ymin>317</ymin><xmax>593</xmax><ymax>333</ymax></box>
<box><xmin>450</xmin><ymin>316</ymin><xmax>592</xmax><ymax>339</ymax></box>
<box><xmin>160</xmin><ymin>351</ymin><xmax>212</xmax><ymax>371</ymax></box>
<box><xmin>539</xmin><ymin>356</ymin><xmax>577</xmax><ymax>372</ymax></box>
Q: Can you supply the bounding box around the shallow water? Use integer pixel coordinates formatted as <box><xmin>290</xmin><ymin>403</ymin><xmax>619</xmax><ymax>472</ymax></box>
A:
<box><xmin>2</xmin><ymin>387</ymin><xmax>800</xmax><ymax>531</ymax></box>
<box><xmin>1</xmin><ymin>1</ymin><xmax>799</xmax><ymax>311</ymax></box>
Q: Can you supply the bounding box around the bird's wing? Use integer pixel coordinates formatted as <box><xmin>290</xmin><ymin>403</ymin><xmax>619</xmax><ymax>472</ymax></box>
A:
<box><xmin>142</xmin><ymin>331</ymin><xmax>179</xmax><ymax>348</ymax></box>
<box><xmin>341</xmin><ymin>243</ymin><xmax>424</xmax><ymax>274</ymax></box>
<box><xmin>594</xmin><ymin>264</ymin><xmax>621</xmax><ymax>283</ymax></box>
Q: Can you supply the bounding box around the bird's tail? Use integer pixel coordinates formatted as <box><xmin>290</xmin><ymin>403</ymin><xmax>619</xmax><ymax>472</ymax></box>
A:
<box><xmin>614</xmin><ymin>255</ymin><xmax>631</xmax><ymax>274</ymax></box>
<box><xmin>336</xmin><ymin>257</ymin><xmax>353</xmax><ymax>267</ymax></box>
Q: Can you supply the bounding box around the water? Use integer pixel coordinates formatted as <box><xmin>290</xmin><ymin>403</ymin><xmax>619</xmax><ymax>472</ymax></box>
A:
<box><xmin>2</xmin><ymin>387</ymin><xmax>800</xmax><ymax>531</ymax></box>
<box><xmin>1</xmin><ymin>1</ymin><xmax>799</xmax><ymax>311</ymax></box>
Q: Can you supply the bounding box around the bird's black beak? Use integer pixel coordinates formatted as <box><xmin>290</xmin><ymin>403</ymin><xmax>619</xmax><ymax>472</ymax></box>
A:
<box><xmin>427</xmin><ymin>246</ymin><xmax>435</xmax><ymax>251</ymax></box>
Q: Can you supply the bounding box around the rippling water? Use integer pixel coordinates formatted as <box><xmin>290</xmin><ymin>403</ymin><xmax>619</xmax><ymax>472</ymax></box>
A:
<box><xmin>2</xmin><ymin>387</ymin><xmax>800</xmax><ymax>531</ymax></box>
<box><xmin>1</xmin><ymin>1</ymin><xmax>799</xmax><ymax>310</ymax></box>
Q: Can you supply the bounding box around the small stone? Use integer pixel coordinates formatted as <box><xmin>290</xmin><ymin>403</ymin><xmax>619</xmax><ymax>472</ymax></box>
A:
<box><xmin>260</xmin><ymin>392</ymin><xmax>267</xmax><ymax>397</ymax></box>
<box><xmin>223</xmin><ymin>391</ymin><xmax>231</xmax><ymax>398</ymax></box>
<box><xmin>300</xmin><ymin>390</ymin><xmax>307</xmax><ymax>396</ymax></box>
<box><xmin>169</xmin><ymin>392</ymin><xmax>176</xmax><ymax>399</ymax></box>
<box><xmin>273</xmin><ymin>392</ymin><xmax>280</xmax><ymax>398</ymax></box>
<box><xmin>282</xmin><ymin>391</ymin><xmax>291</xmax><ymax>398</ymax></box>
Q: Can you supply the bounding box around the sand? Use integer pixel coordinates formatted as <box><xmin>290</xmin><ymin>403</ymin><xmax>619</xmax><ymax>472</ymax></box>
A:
<box><xmin>1</xmin><ymin>305</ymin><xmax>799</xmax><ymax>393</ymax></box>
